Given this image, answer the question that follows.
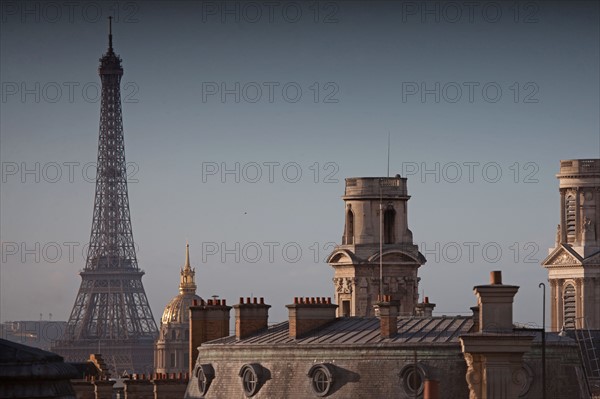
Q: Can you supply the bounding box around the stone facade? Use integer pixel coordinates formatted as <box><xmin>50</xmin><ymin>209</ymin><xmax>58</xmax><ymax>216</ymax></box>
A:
<box><xmin>186</xmin><ymin>344</ymin><xmax>470</xmax><ymax>398</ymax></box>
<box><xmin>327</xmin><ymin>176</ymin><xmax>426</xmax><ymax>317</ymax></box>
<box><xmin>542</xmin><ymin>159</ymin><xmax>600</xmax><ymax>331</ymax></box>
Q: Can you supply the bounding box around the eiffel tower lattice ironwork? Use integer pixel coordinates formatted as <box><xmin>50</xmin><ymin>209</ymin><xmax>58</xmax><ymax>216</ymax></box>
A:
<box><xmin>52</xmin><ymin>18</ymin><xmax>158</xmax><ymax>375</ymax></box>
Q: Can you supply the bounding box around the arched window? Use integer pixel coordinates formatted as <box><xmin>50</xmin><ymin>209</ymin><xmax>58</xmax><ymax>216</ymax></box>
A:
<box><xmin>308</xmin><ymin>363</ymin><xmax>336</xmax><ymax>397</ymax></box>
<box><xmin>239</xmin><ymin>364</ymin><xmax>263</xmax><ymax>397</ymax></box>
<box><xmin>563</xmin><ymin>284</ymin><xmax>576</xmax><ymax>329</ymax></box>
<box><xmin>170</xmin><ymin>353</ymin><xmax>176</xmax><ymax>368</ymax></box>
<box><xmin>384</xmin><ymin>208</ymin><xmax>396</xmax><ymax>244</ymax></box>
<box><xmin>171</xmin><ymin>330</ymin><xmax>177</xmax><ymax>340</ymax></box>
<box><xmin>345</xmin><ymin>209</ymin><xmax>354</xmax><ymax>244</ymax></box>
<box><xmin>196</xmin><ymin>364</ymin><xmax>215</xmax><ymax>396</ymax></box>
<box><xmin>400</xmin><ymin>363</ymin><xmax>426</xmax><ymax>397</ymax></box>
<box><xmin>566</xmin><ymin>193</ymin><xmax>576</xmax><ymax>241</ymax></box>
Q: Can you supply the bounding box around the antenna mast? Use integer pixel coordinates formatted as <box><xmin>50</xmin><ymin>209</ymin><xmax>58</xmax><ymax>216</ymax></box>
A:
<box><xmin>379</xmin><ymin>181</ymin><xmax>383</xmax><ymax>300</ymax></box>
<box><xmin>387</xmin><ymin>131</ymin><xmax>391</xmax><ymax>177</ymax></box>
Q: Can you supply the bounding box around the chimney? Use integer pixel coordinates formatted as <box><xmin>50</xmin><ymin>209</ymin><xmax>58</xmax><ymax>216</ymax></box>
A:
<box><xmin>415</xmin><ymin>296</ymin><xmax>436</xmax><ymax>317</ymax></box>
<box><xmin>189</xmin><ymin>299</ymin><xmax>231</xmax><ymax>374</ymax></box>
<box><xmin>470</xmin><ymin>306</ymin><xmax>480</xmax><ymax>333</ymax></box>
<box><xmin>474</xmin><ymin>270</ymin><xmax>519</xmax><ymax>332</ymax></box>
<box><xmin>233</xmin><ymin>297</ymin><xmax>271</xmax><ymax>340</ymax></box>
<box><xmin>286</xmin><ymin>297</ymin><xmax>337</xmax><ymax>339</ymax></box>
<box><xmin>375</xmin><ymin>295</ymin><xmax>399</xmax><ymax>338</ymax></box>
<box><xmin>423</xmin><ymin>379</ymin><xmax>440</xmax><ymax>399</ymax></box>
<box><xmin>460</xmin><ymin>271</ymin><xmax>533</xmax><ymax>399</ymax></box>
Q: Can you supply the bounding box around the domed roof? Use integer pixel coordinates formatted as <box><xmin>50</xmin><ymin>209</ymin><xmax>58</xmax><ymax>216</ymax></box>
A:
<box><xmin>160</xmin><ymin>243</ymin><xmax>203</xmax><ymax>325</ymax></box>
<box><xmin>161</xmin><ymin>292</ymin><xmax>202</xmax><ymax>325</ymax></box>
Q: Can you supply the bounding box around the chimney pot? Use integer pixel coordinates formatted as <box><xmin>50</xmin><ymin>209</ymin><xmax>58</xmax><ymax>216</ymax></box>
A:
<box><xmin>222</xmin><ymin>299</ymin><xmax>227</xmax><ymax>306</ymax></box>
<box><xmin>476</xmin><ymin>272</ymin><xmax>519</xmax><ymax>332</ymax></box>
<box><xmin>294</xmin><ymin>297</ymin><xmax>299</xmax><ymax>304</ymax></box>
<box><xmin>286</xmin><ymin>299</ymin><xmax>337</xmax><ymax>339</ymax></box>
<box><xmin>327</xmin><ymin>297</ymin><xmax>331</xmax><ymax>304</ymax></box>
<box><xmin>246</xmin><ymin>297</ymin><xmax>251</xmax><ymax>304</ymax></box>
<box><xmin>260</xmin><ymin>297</ymin><xmax>264</xmax><ymax>304</ymax></box>
<box><xmin>424</xmin><ymin>296</ymin><xmax>429</xmax><ymax>304</ymax></box>
<box><xmin>376</xmin><ymin>301</ymin><xmax>399</xmax><ymax>338</ymax></box>
<box><xmin>490</xmin><ymin>270</ymin><xmax>502</xmax><ymax>285</ymax></box>
<box><xmin>424</xmin><ymin>379</ymin><xmax>440</xmax><ymax>399</ymax></box>
<box><xmin>239</xmin><ymin>297</ymin><xmax>243</xmax><ymax>304</ymax></box>
<box><xmin>235</xmin><ymin>298</ymin><xmax>271</xmax><ymax>339</ymax></box>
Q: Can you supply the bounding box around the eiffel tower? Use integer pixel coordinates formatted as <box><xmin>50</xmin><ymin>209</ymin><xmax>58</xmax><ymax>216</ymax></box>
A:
<box><xmin>52</xmin><ymin>18</ymin><xmax>158</xmax><ymax>375</ymax></box>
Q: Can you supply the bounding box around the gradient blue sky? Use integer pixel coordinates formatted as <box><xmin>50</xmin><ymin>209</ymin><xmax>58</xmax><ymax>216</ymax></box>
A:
<box><xmin>1</xmin><ymin>1</ymin><xmax>599</xmax><ymax>329</ymax></box>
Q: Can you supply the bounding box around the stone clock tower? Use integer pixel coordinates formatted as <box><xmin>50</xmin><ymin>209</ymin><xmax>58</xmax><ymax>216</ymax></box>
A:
<box><xmin>326</xmin><ymin>176</ymin><xmax>426</xmax><ymax>317</ymax></box>
<box><xmin>542</xmin><ymin>159</ymin><xmax>600</xmax><ymax>331</ymax></box>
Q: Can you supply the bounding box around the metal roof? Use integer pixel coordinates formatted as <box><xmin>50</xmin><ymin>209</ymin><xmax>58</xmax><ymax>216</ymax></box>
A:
<box><xmin>207</xmin><ymin>316</ymin><xmax>475</xmax><ymax>346</ymax></box>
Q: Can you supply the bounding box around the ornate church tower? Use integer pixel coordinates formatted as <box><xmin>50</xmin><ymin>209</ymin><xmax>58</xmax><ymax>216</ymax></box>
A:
<box><xmin>327</xmin><ymin>176</ymin><xmax>426</xmax><ymax>317</ymax></box>
<box><xmin>542</xmin><ymin>159</ymin><xmax>600</xmax><ymax>331</ymax></box>
<box><xmin>155</xmin><ymin>244</ymin><xmax>202</xmax><ymax>375</ymax></box>
<box><xmin>52</xmin><ymin>19</ymin><xmax>158</xmax><ymax>374</ymax></box>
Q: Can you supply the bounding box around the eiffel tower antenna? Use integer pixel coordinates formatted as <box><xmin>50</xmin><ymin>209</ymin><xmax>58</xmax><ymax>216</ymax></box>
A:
<box><xmin>108</xmin><ymin>16</ymin><xmax>113</xmax><ymax>52</ymax></box>
<box><xmin>52</xmin><ymin>21</ymin><xmax>157</xmax><ymax>375</ymax></box>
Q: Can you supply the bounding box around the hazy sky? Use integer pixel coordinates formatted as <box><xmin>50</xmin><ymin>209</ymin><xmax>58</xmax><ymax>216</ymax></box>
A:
<box><xmin>1</xmin><ymin>1</ymin><xmax>599</xmax><ymax>331</ymax></box>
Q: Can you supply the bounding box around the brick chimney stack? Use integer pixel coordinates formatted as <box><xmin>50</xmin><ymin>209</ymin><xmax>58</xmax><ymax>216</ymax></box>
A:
<box><xmin>286</xmin><ymin>297</ymin><xmax>337</xmax><ymax>339</ymax></box>
<box><xmin>375</xmin><ymin>295</ymin><xmax>399</xmax><ymax>338</ymax></box>
<box><xmin>233</xmin><ymin>297</ymin><xmax>271</xmax><ymax>340</ymax></box>
<box><xmin>415</xmin><ymin>296</ymin><xmax>436</xmax><ymax>317</ymax></box>
<box><xmin>189</xmin><ymin>299</ymin><xmax>231</xmax><ymax>373</ymax></box>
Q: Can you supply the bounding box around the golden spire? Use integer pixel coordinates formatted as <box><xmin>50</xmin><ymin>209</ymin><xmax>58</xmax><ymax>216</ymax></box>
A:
<box><xmin>184</xmin><ymin>241</ymin><xmax>191</xmax><ymax>270</ymax></box>
<box><xmin>179</xmin><ymin>242</ymin><xmax>196</xmax><ymax>294</ymax></box>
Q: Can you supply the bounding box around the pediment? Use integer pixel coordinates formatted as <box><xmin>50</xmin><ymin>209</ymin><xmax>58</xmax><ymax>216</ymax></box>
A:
<box><xmin>326</xmin><ymin>249</ymin><xmax>356</xmax><ymax>264</ymax></box>
<box><xmin>368</xmin><ymin>250</ymin><xmax>422</xmax><ymax>264</ymax></box>
<box><xmin>541</xmin><ymin>245</ymin><xmax>583</xmax><ymax>266</ymax></box>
